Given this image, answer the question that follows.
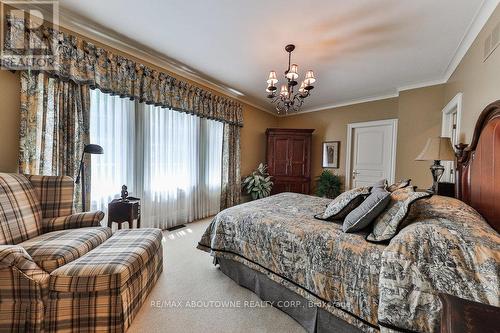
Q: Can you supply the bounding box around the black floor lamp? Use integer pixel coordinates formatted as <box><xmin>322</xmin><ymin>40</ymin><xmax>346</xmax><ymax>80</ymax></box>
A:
<box><xmin>75</xmin><ymin>144</ymin><xmax>104</xmax><ymax>211</ymax></box>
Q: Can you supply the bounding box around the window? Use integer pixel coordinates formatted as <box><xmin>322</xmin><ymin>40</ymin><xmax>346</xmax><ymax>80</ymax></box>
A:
<box><xmin>89</xmin><ymin>89</ymin><xmax>223</xmax><ymax>229</ymax></box>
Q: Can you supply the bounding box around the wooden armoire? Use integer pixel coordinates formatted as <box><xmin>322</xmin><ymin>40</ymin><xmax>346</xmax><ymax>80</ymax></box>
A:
<box><xmin>266</xmin><ymin>128</ymin><xmax>314</xmax><ymax>194</ymax></box>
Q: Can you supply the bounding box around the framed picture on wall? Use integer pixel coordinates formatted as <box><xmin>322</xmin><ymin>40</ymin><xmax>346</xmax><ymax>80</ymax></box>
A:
<box><xmin>322</xmin><ymin>141</ymin><xmax>340</xmax><ymax>168</ymax></box>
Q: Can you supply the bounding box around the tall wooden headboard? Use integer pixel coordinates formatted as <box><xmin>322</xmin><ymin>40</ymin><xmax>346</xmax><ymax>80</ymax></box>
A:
<box><xmin>456</xmin><ymin>100</ymin><xmax>500</xmax><ymax>233</ymax></box>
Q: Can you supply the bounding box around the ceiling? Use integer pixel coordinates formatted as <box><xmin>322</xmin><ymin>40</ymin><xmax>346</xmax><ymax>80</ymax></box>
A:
<box><xmin>58</xmin><ymin>0</ymin><xmax>497</xmax><ymax>113</ymax></box>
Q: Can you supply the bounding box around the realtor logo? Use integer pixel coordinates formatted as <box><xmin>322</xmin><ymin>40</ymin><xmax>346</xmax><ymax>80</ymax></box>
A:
<box><xmin>0</xmin><ymin>0</ymin><xmax>59</xmax><ymax>70</ymax></box>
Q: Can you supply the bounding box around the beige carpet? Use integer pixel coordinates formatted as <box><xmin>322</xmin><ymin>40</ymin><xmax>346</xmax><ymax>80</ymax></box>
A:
<box><xmin>129</xmin><ymin>218</ymin><xmax>306</xmax><ymax>333</ymax></box>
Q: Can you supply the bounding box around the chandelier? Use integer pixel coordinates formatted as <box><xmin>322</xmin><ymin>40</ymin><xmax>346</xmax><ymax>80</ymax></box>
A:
<box><xmin>266</xmin><ymin>44</ymin><xmax>316</xmax><ymax>114</ymax></box>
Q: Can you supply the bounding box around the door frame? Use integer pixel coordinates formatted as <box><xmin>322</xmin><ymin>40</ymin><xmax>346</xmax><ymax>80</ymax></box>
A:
<box><xmin>440</xmin><ymin>92</ymin><xmax>462</xmax><ymax>182</ymax></box>
<box><xmin>441</xmin><ymin>92</ymin><xmax>462</xmax><ymax>143</ymax></box>
<box><xmin>345</xmin><ymin>119</ymin><xmax>398</xmax><ymax>189</ymax></box>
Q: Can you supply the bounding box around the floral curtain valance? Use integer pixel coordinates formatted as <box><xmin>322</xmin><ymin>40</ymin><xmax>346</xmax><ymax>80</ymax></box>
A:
<box><xmin>4</xmin><ymin>15</ymin><xmax>243</xmax><ymax>126</ymax></box>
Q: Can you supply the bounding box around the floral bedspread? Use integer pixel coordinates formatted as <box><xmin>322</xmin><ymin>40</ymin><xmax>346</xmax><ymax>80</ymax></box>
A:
<box><xmin>197</xmin><ymin>193</ymin><xmax>500</xmax><ymax>332</ymax></box>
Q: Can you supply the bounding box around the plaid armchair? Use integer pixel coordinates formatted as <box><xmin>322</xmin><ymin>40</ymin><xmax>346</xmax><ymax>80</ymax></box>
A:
<box><xmin>0</xmin><ymin>173</ymin><xmax>107</xmax><ymax>332</ymax></box>
<box><xmin>27</xmin><ymin>175</ymin><xmax>104</xmax><ymax>232</ymax></box>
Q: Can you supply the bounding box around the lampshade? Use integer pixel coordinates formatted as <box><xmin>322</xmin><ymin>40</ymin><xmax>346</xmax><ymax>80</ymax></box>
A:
<box><xmin>83</xmin><ymin>144</ymin><xmax>104</xmax><ymax>154</ymax></box>
<box><xmin>286</xmin><ymin>64</ymin><xmax>299</xmax><ymax>80</ymax></box>
<box><xmin>279</xmin><ymin>84</ymin><xmax>289</xmax><ymax>97</ymax></box>
<box><xmin>267</xmin><ymin>71</ymin><xmax>278</xmax><ymax>85</ymax></box>
<box><xmin>298</xmin><ymin>81</ymin><xmax>306</xmax><ymax>93</ymax></box>
<box><xmin>304</xmin><ymin>70</ymin><xmax>316</xmax><ymax>85</ymax></box>
<box><xmin>415</xmin><ymin>137</ymin><xmax>455</xmax><ymax>161</ymax></box>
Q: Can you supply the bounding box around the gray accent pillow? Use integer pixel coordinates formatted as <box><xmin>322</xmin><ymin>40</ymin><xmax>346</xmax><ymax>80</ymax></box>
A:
<box><xmin>321</xmin><ymin>187</ymin><xmax>370</xmax><ymax>220</ymax></box>
<box><xmin>371</xmin><ymin>179</ymin><xmax>388</xmax><ymax>193</ymax></box>
<box><xmin>367</xmin><ymin>187</ymin><xmax>432</xmax><ymax>242</ymax></box>
<box><xmin>343</xmin><ymin>190</ymin><xmax>391</xmax><ymax>233</ymax></box>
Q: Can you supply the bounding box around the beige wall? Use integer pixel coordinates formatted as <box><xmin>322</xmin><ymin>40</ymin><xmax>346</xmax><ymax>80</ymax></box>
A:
<box><xmin>277</xmin><ymin>98</ymin><xmax>399</xmax><ymax>189</ymax></box>
<box><xmin>444</xmin><ymin>5</ymin><xmax>500</xmax><ymax>143</ymax></box>
<box><xmin>240</xmin><ymin>106</ymin><xmax>278</xmax><ymax>176</ymax></box>
<box><xmin>396</xmin><ymin>85</ymin><xmax>445</xmax><ymax>188</ymax></box>
<box><xmin>0</xmin><ymin>70</ymin><xmax>20</xmax><ymax>172</ymax></box>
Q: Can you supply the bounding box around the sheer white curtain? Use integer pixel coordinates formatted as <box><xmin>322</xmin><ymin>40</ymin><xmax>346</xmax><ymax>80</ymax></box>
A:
<box><xmin>89</xmin><ymin>89</ymin><xmax>223</xmax><ymax>229</ymax></box>
<box><xmin>89</xmin><ymin>89</ymin><xmax>136</xmax><ymax>214</ymax></box>
<box><xmin>139</xmin><ymin>104</ymin><xmax>223</xmax><ymax>228</ymax></box>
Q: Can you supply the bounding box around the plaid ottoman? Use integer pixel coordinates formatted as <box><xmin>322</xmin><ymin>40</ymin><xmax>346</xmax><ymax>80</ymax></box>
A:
<box><xmin>47</xmin><ymin>228</ymin><xmax>163</xmax><ymax>333</ymax></box>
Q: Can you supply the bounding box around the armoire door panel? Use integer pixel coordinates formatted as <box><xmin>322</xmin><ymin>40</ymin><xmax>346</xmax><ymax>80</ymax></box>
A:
<box><xmin>272</xmin><ymin>138</ymin><xmax>290</xmax><ymax>176</ymax></box>
<box><xmin>289</xmin><ymin>138</ymin><xmax>307</xmax><ymax>177</ymax></box>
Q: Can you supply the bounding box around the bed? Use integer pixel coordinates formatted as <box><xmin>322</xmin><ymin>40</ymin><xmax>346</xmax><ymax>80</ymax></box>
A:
<box><xmin>197</xmin><ymin>101</ymin><xmax>500</xmax><ymax>333</ymax></box>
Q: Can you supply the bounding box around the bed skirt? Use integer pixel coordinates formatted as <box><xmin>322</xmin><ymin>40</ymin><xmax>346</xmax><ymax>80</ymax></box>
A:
<box><xmin>217</xmin><ymin>257</ymin><xmax>363</xmax><ymax>333</ymax></box>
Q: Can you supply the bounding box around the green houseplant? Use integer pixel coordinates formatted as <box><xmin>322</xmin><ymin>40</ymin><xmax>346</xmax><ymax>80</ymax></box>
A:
<box><xmin>315</xmin><ymin>170</ymin><xmax>341</xmax><ymax>199</ymax></box>
<box><xmin>243</xmin><ymin>163</ymin><xmax>273</xmax><ymax>200</ymax></box>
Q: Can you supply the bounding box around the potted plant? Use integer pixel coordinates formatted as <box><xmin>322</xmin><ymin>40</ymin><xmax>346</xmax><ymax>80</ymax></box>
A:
<box><xmin>242</xmin><ymin>163</ymin><xmax>273</xmax><ymax>200</ymax></box>
<box><xmin>315</xmin><ymin>170</ymin><xmax>341</xmax><ymax>199</ymax></box>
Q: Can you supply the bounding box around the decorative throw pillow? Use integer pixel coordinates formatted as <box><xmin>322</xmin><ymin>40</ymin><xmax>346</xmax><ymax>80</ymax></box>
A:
<box><xmin>319</xmin><ymin>187</ymin><xmax>371</xmax><ymax>220</ymax></box>
<box><xmin>371</xmin><ymin>179</ymin><xmax>388</xmax><ymax>193</ymax></box>
<box><xmin>343</xmin><ymin>190</ymin><xmax>391</xmax><ymax>232</ymax></box>
<box><xmin>386</xmin><ymin>179</ymin><xmax>411</xmax><ymax>192</ymax></box>
<box><xmin>366</xmin><ymin>187</ymin><xmax>432</xmax><ymax>242</ymax></box>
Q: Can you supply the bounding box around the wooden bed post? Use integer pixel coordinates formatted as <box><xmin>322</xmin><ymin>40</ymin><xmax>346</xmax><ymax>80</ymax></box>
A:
<box><xmin>454</xmin><ymin>143</ymin><xmax>469</xmax><ymax>200</ymax></box>
<box><xmin>454</xmin><ymin>100</ymin><xmax>500</xmax><ymax>231</ymax></box>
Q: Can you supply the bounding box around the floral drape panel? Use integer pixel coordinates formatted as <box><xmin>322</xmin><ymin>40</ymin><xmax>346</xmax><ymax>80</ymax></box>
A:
<box><xmin>220</xmin><ymin>124</ymin><xmax>241</xmax><ymax>209</ymax></box>
<box><xmin>7</xmin><ymin>15</ymin><xmax>243</xmax><ymax>209</ymax></box>
<box><xmin>19</xmin><ymin>71</ymin><xmax>90</xmax><ymax>211</ymax></box>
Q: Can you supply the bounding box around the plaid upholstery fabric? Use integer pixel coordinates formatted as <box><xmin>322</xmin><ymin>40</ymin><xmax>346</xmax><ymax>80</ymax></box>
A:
<box><xmin>27</xmin><ymin>175</ymin><xmax>105</xmax><ymax>233</ymax></box>
<box><xmin>48</xmin><ymin>229</ymin><xmax>164</xmax><ymax>333</ymax></box>
<box><xmin>50</xmin><ymin>228</ymin><xmax>163</xmax><ymax>292</ymax></box>
<box><xmin>20</xmin><ymin>227</ymin><xmax>112</xmax><ymax>273</ymax></box>
<box><xmin>42</xmin><ymin>211</ymin><xmax>105</xmax><ymax>233</ymax></box>
<box><xmin>0</xmin><ymin>245</ymin><xmax>49</xmax><ymax>333</ymax></box>
<box><xmin>0</xmin><ymin>173</ymin><xmax>42</xmax><ymax>245</ymax></box>
<box><xmin>27</xmin><ymin>175</ymin><xmax>75</xmax><ymax>219</ymax></box>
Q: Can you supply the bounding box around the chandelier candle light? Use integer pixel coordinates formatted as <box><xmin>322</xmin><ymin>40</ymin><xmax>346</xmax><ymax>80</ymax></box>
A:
<box><xmin>266</xmin><ymin>44</ymin><xmax>316</xmax><ymax>114</ymax></box>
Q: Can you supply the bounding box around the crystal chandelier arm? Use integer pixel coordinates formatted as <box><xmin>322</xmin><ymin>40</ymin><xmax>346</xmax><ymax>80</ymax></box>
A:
<box><xmin>292</xmin><ymin>94</ymin><xmax>304</xmax><ymax>110</ymax></box>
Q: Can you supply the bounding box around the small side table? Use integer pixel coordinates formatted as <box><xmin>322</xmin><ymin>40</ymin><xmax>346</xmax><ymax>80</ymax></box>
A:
<box><xmin>439</xmin><ymin>293</ymin><xmax>500</xmax><ymax>333</ymax></box>
<box><xmin>417</xmin><ymin>182</ymin><xmax>456</xmax><ymax>198</ymax></box>
<box><xmin>107</xmin><ymin>198</ymin><xmax>141</xmax><ymax>230</ymax></box>
<box><xmin>436</xmin><ymin>182</ymin><xmax>455</xmax><ymax>198</ymax></box>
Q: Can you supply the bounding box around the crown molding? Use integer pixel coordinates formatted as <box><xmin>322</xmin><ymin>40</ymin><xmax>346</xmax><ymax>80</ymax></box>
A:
<box><xmin>443</xmin><ymin>0</ymin><xmax>499</xmax><ymax>81</ymax></box>
<box><xmin>397</xmin><ymin>78</ymin><xmax>447</xmax><ymax>92</ymax></box>
<box><xmin>283</xmin><ymin>92</ymin><xmax>399</xmax><ymax>116</ymax></box>
<box><xmin>34</xmin><ymin>5</ymin><xmax>275</xmax><ymax>115</ymax></box>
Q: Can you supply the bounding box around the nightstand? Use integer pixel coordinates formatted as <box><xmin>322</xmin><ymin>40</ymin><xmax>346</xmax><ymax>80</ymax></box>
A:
<box><xmin>436</xmin><ymin>182</ymin><xmax>455</xmax><ymax>198</ymax></box>
<box><xmin>418</xmin><ymin>183</ymin><xmax>456</xmax><ymax>197</ymax></box>
<box><xmin>107</xmin><ymin>198</ymin><xmax>141</xmax><ymax>230</ymax></box>
<box><xmin>439</xmin><ymin>293</ymin><xmax>500</xmax><ymax>333</ymax></box>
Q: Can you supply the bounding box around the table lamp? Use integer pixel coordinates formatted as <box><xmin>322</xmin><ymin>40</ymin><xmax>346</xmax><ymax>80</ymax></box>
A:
<box><xmin>416</xmin><ymin>137</ymin><xmax>456</xmax><ymax>193</ymax></box>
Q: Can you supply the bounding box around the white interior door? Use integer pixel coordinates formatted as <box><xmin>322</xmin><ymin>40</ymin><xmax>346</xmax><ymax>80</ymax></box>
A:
<box><xmin>347</xmin><ymin>120</ymin><xmax>397</xmax><ymax>189</ymax></box>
